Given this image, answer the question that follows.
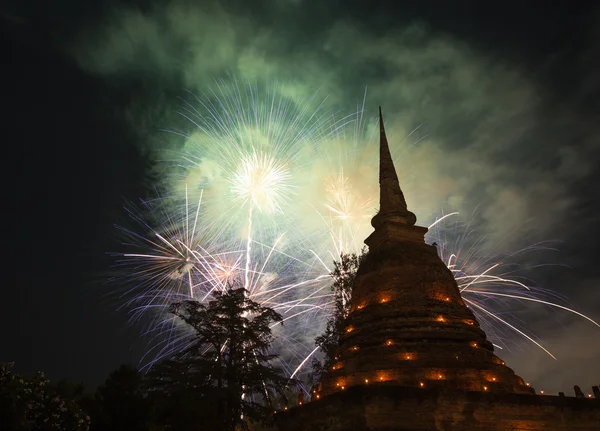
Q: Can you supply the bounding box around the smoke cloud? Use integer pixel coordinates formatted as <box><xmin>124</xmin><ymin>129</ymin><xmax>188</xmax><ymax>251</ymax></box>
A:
<box><xmin>70</xmin><ymin>0</ymin><xmax>600</xmax><ymax>391</ymax></box>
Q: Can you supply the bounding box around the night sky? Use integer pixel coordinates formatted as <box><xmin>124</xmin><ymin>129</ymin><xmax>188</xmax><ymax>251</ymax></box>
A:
<box><xmin>3</xmin><ymin>0</ymin><xmax>600</xmax><ymax>392</ymax></box>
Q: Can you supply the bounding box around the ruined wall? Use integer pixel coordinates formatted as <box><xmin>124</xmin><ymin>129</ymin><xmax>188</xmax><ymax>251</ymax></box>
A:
<box><xmin>275</xmin><ymin>386</ymin><xmax>600</xmax><ymax>431</ymax></box>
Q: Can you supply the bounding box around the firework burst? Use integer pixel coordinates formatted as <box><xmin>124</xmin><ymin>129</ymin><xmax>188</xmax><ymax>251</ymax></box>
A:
<box><xmin>112</xmin><ymin>80</ymin><xmax>599</xmax><ymax>383</ymax></box>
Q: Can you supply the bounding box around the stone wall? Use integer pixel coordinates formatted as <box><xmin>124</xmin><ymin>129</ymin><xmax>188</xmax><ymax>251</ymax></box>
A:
<box><xmin>275</xmin><ymin>385</ymin><xmax>600</xmax><ymax>431</ymax></box>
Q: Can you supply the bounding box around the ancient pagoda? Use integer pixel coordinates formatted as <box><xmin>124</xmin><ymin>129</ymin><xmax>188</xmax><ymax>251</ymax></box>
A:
<box><xmin>275</xmin><ymin>108</ymin><xmax>600</xmax><ymax>431</ymax></box>
<box><xmin>316</xmin><ymin>107</ymin><xmax>532</xmax><ymax>397</ymax></box>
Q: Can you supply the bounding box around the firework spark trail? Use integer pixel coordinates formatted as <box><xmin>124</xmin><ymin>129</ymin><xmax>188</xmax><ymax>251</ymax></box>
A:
<box><xmin>427</xmin><ymin>213</ymin><xmax>600</xmax><ymax>360</ymax></box>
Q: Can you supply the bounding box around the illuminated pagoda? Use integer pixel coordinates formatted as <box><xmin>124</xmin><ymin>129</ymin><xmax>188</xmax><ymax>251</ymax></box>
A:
<box><xmin>275</xmin><ymin>108</ymin><xmax>600</xmax><ymax>431</ymax></box>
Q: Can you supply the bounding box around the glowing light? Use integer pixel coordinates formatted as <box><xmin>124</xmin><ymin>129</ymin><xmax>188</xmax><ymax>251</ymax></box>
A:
<box><xmin>385</xmin><ymin>340</ymin><xmax>393</xmax><ymax>346</ymax></box>
<box><xmin>346</xmin><ymin>326</ymin><xmax>354</xmax><ymax>333</ymax></box>
<box><xmin>437</xmin><ymin>316</ymin><xmax>445</xmax><ymax>322</ymax></box>
<box><xmin>365</xmin><ymin>379</ymin><xmax>369</xmax><ymax>383</ymax></box>
<box><xmin>419</xmin><ymin>382</ymin><xmax>424</xmax><ymax>387</ymax></box>
<box><xmin>483</xmin><ymin>386</ymin><xmax>488</xmax><ymax>391</ymax></box>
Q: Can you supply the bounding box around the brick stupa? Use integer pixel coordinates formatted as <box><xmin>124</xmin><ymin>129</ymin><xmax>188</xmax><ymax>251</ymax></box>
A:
<box><xmin>275</xmin><ymin>108</ymin><xmax>600</xmax><ymax>431</ymax></box>
<box><xmin>316</xmin><ymin>108</ymin><xmax>532</xmax><ymax>397</ymax></box>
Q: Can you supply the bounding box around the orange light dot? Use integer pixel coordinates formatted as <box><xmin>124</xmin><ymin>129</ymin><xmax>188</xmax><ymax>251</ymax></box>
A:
<box><xmin>365</xmin><ymin>379</ymin><xmax>369</xmax><ymax>383</ymax></box>
<box><xmin>588</xmin><ymin>394</ymin><xmax>593</xmax><ymax>398</ymax></box>
<box><xmin>380</xmin><ymin>298</ymin><xmax>388</xmax><ymax>303</ymax></box>
<box><xmin>445</xmin><ymin>297</ymin><xmax>450</xmax><ymax>301</ymax></box>
<box><xmin>419</xmin><ymin>382</ymin><xmax>424</xmax><ymax>387</ymax></box>
<box><xmin>341</xmin><ymin>386</ymin><xmax>345</xmax><ymax>390</ymax></box>
<box><xmin>526</xmin><ymin>383</ymin><xmax>530</xmax><ymax>387</ymax></box>
<box><xmin>299</xmin><ymin>401</ymin><xmax>302</xmax><ymax>405</ymax></box>
<box><xmin>336</xmin><ymin>383</ymin><xmax>340</xmax><ymax>387</ymax></box>
<box><xmin>483</xmin><ymin>386</ymin><xmax>488</xmax><ymax>391</ymax></box>
<box><xmin>437</xmin><ymin>316</ymin><xmax>445</xmax><ymax>322</ymax></box>
<box><xmin>386</xmin><ymin>340</ymin><xmax>392</xmax><ymax>346</ymax></box>
<box><xmin>380</xmin><ymin>377</ymin><xmax>384</xmax><ymax>381</ymax></box>
<box><xmin>438</xmin><ymin>374</ymin><xmax>443</xmax><ymax>379</ymax></box>
<box><xmin>346</xmin><ymin>326</ymin><xmax>353</xmax><ymax>333</ymax></box>
<box><xmin>284</xmin><ymin>407</ymin><xmax>288</xmax><ymax>410</ymax></box>
<box><xmin>316</xmin><ymin>394</ymin><xmax>320</xmax><ymax>399</ymax></box>
<box><xmin>540</xmin><ymin>390</ymin><xmax>544</xmax><ymax>394</ymax></box>
<box><xmin>492</xmin><ymin>377</ymin><xmax>497</xmax><ymax>382</ymax></box>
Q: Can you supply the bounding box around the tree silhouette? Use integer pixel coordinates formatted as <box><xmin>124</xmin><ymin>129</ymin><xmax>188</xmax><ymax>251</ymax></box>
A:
<box><xmin>310</xmin><ymin>249</ymin><xmax>367</xmax><ymax>385</ymax></box>
<box><xmin>0</xmin><ymin>362</ymin><xmax>90</xmax><ymax>430</ymax></box>
<box><xmin>145</xmin><ymin>288</ymin><xmax>290</xmax><ymax>431</ymax></box>
<box><xmin>90</xmin><ymin>364</ymin><xmax>149</xmax><ymax>431</ymax></box>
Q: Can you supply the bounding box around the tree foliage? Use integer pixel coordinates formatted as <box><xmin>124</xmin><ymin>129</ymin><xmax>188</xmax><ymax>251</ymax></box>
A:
<box><xmin>310</xmin><ymin>248</ymin><xmax>367</xmax><ymax>384</ymax></box>
<box><xmin>0</xmin><ymin>362</ymin><xmax>90</xmax><ymax>430</ymax></box>
<box><xmin>145</xmin><ymin>287</ymin><xmax>290</xmax><ymax>431</ymax></box>
<box><xmin>87</xmin><ymin>365</ymin><xmax>149</xmax><ymax>431</ymax></box>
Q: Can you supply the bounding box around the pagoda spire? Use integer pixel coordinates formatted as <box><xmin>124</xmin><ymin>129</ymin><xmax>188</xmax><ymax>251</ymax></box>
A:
<box><xmin>371</xmin><ymin>107</ymin><xmax>417</xmax><ymax>228</ymax></box>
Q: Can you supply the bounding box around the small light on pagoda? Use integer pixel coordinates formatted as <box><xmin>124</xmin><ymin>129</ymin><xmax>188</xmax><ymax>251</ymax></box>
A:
<box><xmin>419</xmin><ymin>382</ymin><xmax>424</xmax><ymax>387</ymax></box>
<box><xmin>386</xmin><ymin>340</ymin><xmax>393</xmax><ymax>346</ymax></box>
<box><xmin>341</xmin><ymin>386</ymin><xmax>345</xmax><ymax>390</ymax></box>
<box><xmin>437</xmin><ymin>374</ymin><xmax>443</xmax><ymax>380</ymax></box>
<box><xmin>357</xmin><ymin>303</ymin><xmax>365</xmax><ymax>310</ymax></box>
<box><xmin>526</xmin><ymin>383</ymin><xmax>530</xmax><ymax>387</ymax></box>
<box><xmin>491</xmin><ymin>377</ymin><xmax>497</xmax><ymax>382</ymax></box>
<box><xmin>404</xmin><ymin>353</ymin><xmax>413</xmax><ymax>360</ymax></box>
<box><xmin>540</xmin><ymin>390</ymin><xmax>544</xmax><ymax>394</ymax></box>
<box><xmin>285</xmin><ymin>407</ymin><xmax>288</xmax><ymax>410</ymax></box>
<box><xmin>352</xmin><ymin>345</ymin><xmax>360</xmax><ymax>351</ymax></box>
<box><xmin>316</xmin><ymin>394</ymin><xmax>320</xmax><ymax>399</ymax></box>
<box><xmin>380</xmin><ymin>297</ymin><xmax>389</xmax><ymax>303</ymax></box>
<box><xmin>299</xmin><ymin>401</ymin><xmax>302</xmax><ymax>406</ymax></box>
<box><xmin>501</xmin><ymin>361</ymin><xmax>505</xmax><ymax>365</ymax></box>
<box><xmin>470</xmin><ymin>342</ymin><xmax>478</xmax><ymax>348</ymax></box>
<box><xmin>380</xmin><ymin>377</ymin><xmax>384</xmax><ymax>381</ymax></box>
<box><xmin>445</xmin><ymin>297</ymin><xmax>450</xmax><ymax>302</ymax></box>
<box><xmin>346</xmin><ymin>326</ymin><xmax>354</xmax><ymax>333</ymax></box>
<box><xmin>365</xmin><ymin>379</ymin><xmax>369</xmax><ymax>383</ymax></box>
<box><xmin>336</xmin><ymin>383</ymin><xmax>340</xmax><ymax>387</ymax></box>
<box><xmin>483</xmin><ymin>386</ymin><xmax>488</xmax><ymax>391</ymax></box>
<box><xmin>437</xmin><ymin>316</ymin><xmax>445</xmax><ymax>322</ymax></box>
<box><xmin>589</xmin><ymin>394</ymin><xmax>593</xmax><ymax>398</ymax></box>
